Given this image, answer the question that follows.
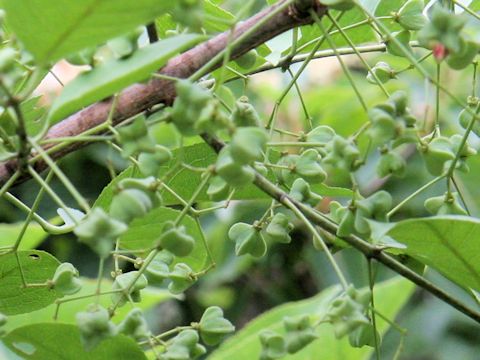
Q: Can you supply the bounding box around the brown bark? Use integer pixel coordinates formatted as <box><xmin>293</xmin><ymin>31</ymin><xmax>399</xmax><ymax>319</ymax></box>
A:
<box><xmin>0</xmin><ymin>0</ymin><xmax>327</xmax><ymax>186</ymax></box>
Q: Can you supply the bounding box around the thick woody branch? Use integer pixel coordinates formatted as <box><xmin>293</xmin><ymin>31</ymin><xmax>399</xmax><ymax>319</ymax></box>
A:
<box><xmin>0</xmin><ymin>0</ymin><xmax>327</xmax><ymax>187</ymax></box>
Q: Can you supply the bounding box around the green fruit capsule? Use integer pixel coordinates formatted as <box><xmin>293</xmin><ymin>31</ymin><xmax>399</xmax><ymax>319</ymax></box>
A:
<box><xmin>231</xmin><ymin>96</ymin><xmax>262</xmax><ymax>127</ymax></box>
<box><xmin>306</xmin><ymin>125</ymin><xmax>336</xmax><ymax>144</ymax></box>
<box><xmin>145</xmin><ymin>251</ymin><xmax>174</xmax><ymax>285</ymax></box>
<box><xmin>323</xmin><ymin>136</ymin><xmax>361</xmax><ymax>172</ymax></box>
<box><xmin>424</xmin><ymin>192</ymin><xmax>467</xmax><ymax>216</ymax></box>
<box><xmin>157</xmin><ymin>221</ymin><xmax>195</xmax><ymax>257</ymax></box>
<box><xmin>116</xmin><ymin>116</ymin><xmax>155</xmax><ymax>157</ymax></box>
<box><xmin>74</xmin><ymin>208</ymin><xmax>128</xmax><ymax>259</ymax></box>
<box><xmin>289</xmin><ymin>178</ymin><xmax>322</xmax><ymax>206</ymax></box>
<box><xmin>228</xmin><ymin>222</ymin><xmax>267</xmax><ymax>258</ymax></box>
<box><xmin>337</xmin><ymin>208</ymin><xmax>356</xmax><ymax>237</ymax></box>
<box><xmin>259</xmin><ymin>330</ymin><xmax>286</xmax><ymax>360</ymax></box>
<box><xmin>420</xmin><ymin>136</ymin><xmax>455</xmax><ymax>176</ymax></box>
<box><xmin>386</xmin><ymin>31</ymin><xmax>412</xmax><ymax>57</ymax></box>
<box><xmin>294</xmin><ymin>149</ymin><xmax>327</xmax><ymax>184</ymax></box>
<box><xmin>198</xmin><ymin>306</ymin><xmax>235</xmax><ymax>346</ymax></box>
<box><xmin>230</xmin><ymin>127</ymin><xmax>268</xmax><ymax>164</ymax></box>
<box><xmin>396</xmin><ymin>0</ymin><xmax>427</xmax><ymax>31</ymax></box>
<box><xmin>215</xmin><ymin>147</ymin><xmax>256</xmax><ymax>187</ymax></box>
<box><xmin>162</xmin><ymin>329</ymin><xmax>206</xmax><ymax>360</ymax></box>
<box><xmin>234</xmin><ymin>50</ymin><xmax>258</xmax><ymax>69</ymax></box>
<box><xmin>138</xmin><ymin>145</ymin><xmax>173</xmax><ymax>176</ymax></box>
<box><xmin>367</xmin><ymin>108</ymin><xmax>397</xmax><ymax>144</ymax></box>
<box><xmin>117</xmin><ymin>308</ymin><xmax>150</xmax><ymax>341</ymax></box>
<box><xmin>376</xmin><ymin>151</ymin><xmax>406</xmax><ymax>178</ymax></box>
<box><xmin>207</xmin><ymin>176</ymin><xmax>231</xmax><ymax>202</ymax></box>
<box><xmin>76</xmin><ymin>305</ymin><xmax>117</xmax><ymax>351</ymax></box>
<box><xmin>65</xmin><ymin>47</ymin><xmax>96</xmax><ymax>66</ymax></box>
<box><xmin>447</xmin><ymin>40</ymin><xmax>479</xmax><ymax>70</ymax></box>
<box><xmin>51</xmin><ymin>262</ymin><xmax>82</xmax><ymax>296</ymax></box>
<box><xmin>355</xmin><ymin>191</ymin><xmax>392</xmax><ymax>233</ymax></box>
<box><xmin>283</xmin><ymin>315</ymin><xmax>317</xmax><ymax>354</ymax></box>
<box><xmin>274</xmin><ymin>154</ymin><xmax>298</xmax><ymax>185</ymax></box>
<box><xmin>349</xmin><ymin>323</ymin><xmax>381</xmax><ymax>348</ymax></box>
<box><xmin>171</xmin><ymin>80</ymin><xmax>212</xmax><ymax>136</ymax></box>
<box><xmin>111</xmin><ymin>271</ymin><xmax>148</xmax><ymax>307</ymax></box>
<box><xmin>367</xmin><ymin>62</ymin><xmax>396</xmax><ymax>84</ymax></box>
<box><xmin>110</xmin><ymin>188</ymin><xmax>153</xmax><ymax>223</ymax></box>
<box><xmin>458</xmin><ymin>103</ymin><xmax>480</xmax><ymax>136</ymax></box>
<box><xmin>265</xmin><ymin>213</ymin><xmax>293</xmax><ymax>244</ymax></box>
<box><xmin>168</xmin><ymin>263</ymin><xmax>197</xmax><ymax>294</ymax></box>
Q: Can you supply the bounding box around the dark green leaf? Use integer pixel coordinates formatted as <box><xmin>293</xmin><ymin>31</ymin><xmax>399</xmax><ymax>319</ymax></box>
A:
<box><xmin>0</xmin><ymin>251</ymin><xmax>60</xmax><ymax>315</ymax></box>
<box><xmin>1</xmin><ymin>323</ymin><xmax>146</xmax><ymax>360</ymax></box>
<box><xmin>386</xmin><ymin>216</ymin><xmax>480</xmax><ymax>292</ymax></box>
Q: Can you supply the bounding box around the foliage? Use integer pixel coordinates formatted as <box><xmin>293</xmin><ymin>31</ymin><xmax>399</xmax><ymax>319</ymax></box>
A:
<box><xmin>0</xmin><ymin>0</ymin><xmax>479</xmax><ymax>359</ymax></box>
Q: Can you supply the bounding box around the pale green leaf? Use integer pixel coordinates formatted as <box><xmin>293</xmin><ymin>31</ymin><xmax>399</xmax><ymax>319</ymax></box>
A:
<box><xmin>48</xmin><ymin>34</ymin><xmax>202</xmax><ymax>124</ymax></box>
<box><xmin>1</xmin><ymin>323</ymin><xmax>146</xmax><ymax>360</ymax></box>
<box><xmin>209</xmin><ymin>277</ymin><xmax>414</xmax><ymax>359</ymax></box>
<box><xmin>2</xmin><ymin>0</ymin><xmax>176</xmax><ymax>64</ymax></box>
<box><xmin>0</xmin><ymin>251</ymin><xmax>60</xmax><ymax>315</ymax></box>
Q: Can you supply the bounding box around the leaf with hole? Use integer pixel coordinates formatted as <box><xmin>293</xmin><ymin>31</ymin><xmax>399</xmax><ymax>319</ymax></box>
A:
<box><xmin>0</xmin><ymin>250</ymin><xmax>60</xmax><ymax>315</ymax></box>
<box><xmin>1</xmin><ymin>323</ymin><xmax>146</xmax><ymax>359</ymax></box>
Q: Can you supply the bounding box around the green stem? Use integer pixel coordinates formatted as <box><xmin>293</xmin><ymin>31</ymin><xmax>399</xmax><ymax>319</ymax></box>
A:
<box><xmin>388</xmin><ymin>176</ymin><xmax>444</xmax><ymax>218</ymax></box>
<box><xmin>327</xmin><ymin>12</ymin><xmax>389</xmax><ymax>97</ymax></box>
<box><xmin>283</xmin><ymin>197</ymin><xmax>349</xmax><ymax>290</ymax></box>
<box><xmin>312</xmin><ymin>11</ymin><xmax>368</xmax><ymax>112</ymax></box>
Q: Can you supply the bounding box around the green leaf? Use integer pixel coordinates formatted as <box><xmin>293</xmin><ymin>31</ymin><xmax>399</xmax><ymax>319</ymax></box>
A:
<box><xmin>209</xmin><ymin>277</ymin><xmax>413</xmax><ymax>359</ymax></box>
<box><xmin>120</xmin><ymin>206</ymin><xmax>207</xmax><ymax>272</ymax></box>
<box><xmin>385</xmin><ymin>216</ymin><xmax>480</xmax><ymax>292</ymax></box>
<box><xmin>0</xmin><ymin>223</ymin><xmax>48</xmax><ymax>250</ymax></box>
<box><xmin>1</xmin><ymin>323</ymin><xmax>146</xmax><ymax>360</ymax></box>
<box><xmin>0</xmin><ymin>250</ymin><xmax>60</xmax><ymax>315</ymax></box>
<box><xmin>2</xmin><ymin>0</ymin><xmax>176</xmax><ymax>65</ymax></box>
<box><xmin>3</xmin><ymin>278</ymin><xmax>172</xmax><ymax>332</ymax></box>
<box><xmin>94</xmin><ymin>143</ymin><xmax>353</xmax><ymax>209</ymax></box>
<box><xmin>48</xmin><ymin>34</ymin><xmax>202</xmax><ymax>124</ymax></box>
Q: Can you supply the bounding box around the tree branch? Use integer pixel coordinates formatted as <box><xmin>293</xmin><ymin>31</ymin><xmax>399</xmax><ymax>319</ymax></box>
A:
<box><xmin>200</xmin><ymin>134</ymin><xmax>480</xmax><ymax>324</ymax></box>
<box><xmin>0</xmin><ymin>0</ymin><xmax>327</xmax><ymax>187</ymax></box>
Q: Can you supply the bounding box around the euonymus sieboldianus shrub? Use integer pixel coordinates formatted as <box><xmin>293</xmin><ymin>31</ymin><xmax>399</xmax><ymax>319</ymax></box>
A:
<box><xmin>0</xmin><ymin>0</ymin><xmax>480</xmax><ymax>359</ymax></box>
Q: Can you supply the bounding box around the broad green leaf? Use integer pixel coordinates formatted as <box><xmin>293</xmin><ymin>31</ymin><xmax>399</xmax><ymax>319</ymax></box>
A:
<box><xmin>0</xmin><ymin>250</ymin><xmax>60</xmax><ymax>315</ymax></box>
<box><xmin>94</xmin><ymin>143</ymin><xmax>352</xmax><ymax>209</ymax></box>
<box><xmin>2</xmin><ymin>0</ymin><xmax>176</xmax><ymax>65</ymax></box>
<box><xmin>0</xmin><ymin>223</ymin><xmax>48</xmax><ymax>250</ymax></box>
<box><xmin>1</xmin><ymin>323</ymin><xmax>146</xmax><ymax>360</ymax></box>
<box><xmin>48</xmin><ymin>34</ymin><xmax>202</xmax><ymax>124</ymax></box>
<box><xmin>3</xmin><ymin>278</ymin><xmax>173</xmax><ymax>332</ymax></box>
<box><xmin>120</xmin><ymin>206</ymin><xmax>207</xmax><ymax>272</ymax></box>
<box><xmin>385</xmin><ymin>216</ymin><xmax>480</xmax><ymax>292</ymax></box>
<box><xmin>209</xmin><ymin>277</ymin><xmax>414</xmax><ymax>359</ymax></box>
